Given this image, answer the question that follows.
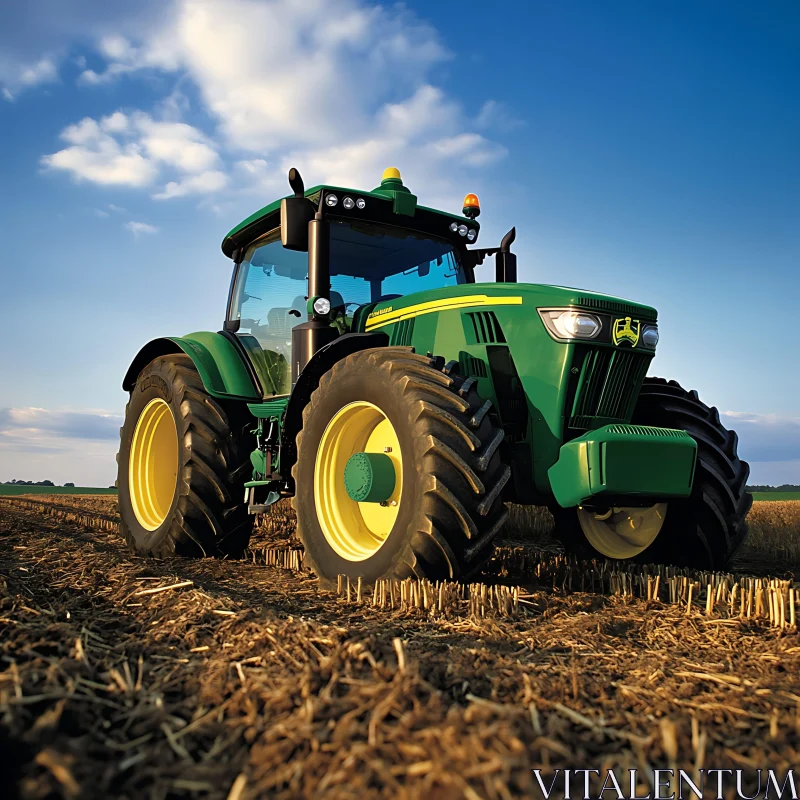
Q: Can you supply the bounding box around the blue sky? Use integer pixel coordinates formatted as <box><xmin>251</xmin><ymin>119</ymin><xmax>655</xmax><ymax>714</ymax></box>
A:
<box><xmin>0</xmin><ymin>0</ymin><xmax>798</xmax><ymax>486</ymax></box>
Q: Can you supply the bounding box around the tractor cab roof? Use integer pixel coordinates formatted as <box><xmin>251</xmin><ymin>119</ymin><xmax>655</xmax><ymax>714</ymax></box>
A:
<box><xmin>221</xmin><ymin>168</ymin><xmax>481</xmax><ymax>259</ymax></box>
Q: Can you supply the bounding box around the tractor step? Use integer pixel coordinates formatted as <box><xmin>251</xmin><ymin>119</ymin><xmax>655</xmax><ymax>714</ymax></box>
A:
<box><xmin>245</xmin><ymin>485</ymin><xmax>281</xmax><ymax>514</ymax></box>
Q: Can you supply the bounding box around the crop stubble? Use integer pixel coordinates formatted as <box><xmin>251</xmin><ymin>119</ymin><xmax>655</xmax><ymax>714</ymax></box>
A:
<box><xmin>1</xmin><ymin>496</ymin><xmax>800</xmax><ymax>799</ymax></box>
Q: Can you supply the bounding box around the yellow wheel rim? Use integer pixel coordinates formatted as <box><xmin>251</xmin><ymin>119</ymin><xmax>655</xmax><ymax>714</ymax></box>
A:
<box><xmin>577</xmin><ymin>503</ymin><xmax>667</xmax><ymax>559</ymax></box>
<box><xmin>314</xmin><ymin>401</ymin><xmax>403</xmax><ymax>561</ymax></box>
<box><xmin>129</xmin><ymin>398</ymin><xmax>179</xmax><ymax>531</ymax></box>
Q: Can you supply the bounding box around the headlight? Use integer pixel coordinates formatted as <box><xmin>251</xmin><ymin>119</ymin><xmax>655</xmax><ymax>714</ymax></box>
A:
<box><xmin>342</xmin><ymin>196</ymin><xmax>355</xmax><ymax>210</ymax></box>
<box><xmin>642</xmin><ymin>324</ymin><xmax>659</xmax><ymax>348</ymax></box>
<box><xmin>325</xmin><ymin>194</ymin><xmax>338</xmax><ymax>207</ymax></box>
<box><xmin>356</xmin><ymin>198</ymin><xmax>366</xmax><ymax>209</ymax></box>
<box><xmin>312</xmin><ymin>297</ymin><xmax>331</xmax><ymax>316</ymax></box>
<box><xmin>457</xmin><ymin>224</ymin><xmax>468</xmax><ymax>237</ymax></box>
<box><xmin>467</xmin><ymin>229</ymin><xmax>477</xmax><ymax>241</ymax></box>
<box><xmin>449</xmin><ymin>222</ymin><xmax>458</xmax><ymax>232</ymax></box>
<box><xmin>539</xmin><ymin>308</ymin><xmax>602</xmax><ymax>340</ymax></box>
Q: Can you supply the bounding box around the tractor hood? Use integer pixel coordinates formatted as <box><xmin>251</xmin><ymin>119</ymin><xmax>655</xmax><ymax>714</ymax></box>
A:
<box><xmin>362</xmin><ymin>282</ymin><xmax>657</xmax><ymax>336</ymax></box>
<box><xmin>361</xmin><ymin>282</ymin><xmax>659</xmax><ymax>499</ymax></box>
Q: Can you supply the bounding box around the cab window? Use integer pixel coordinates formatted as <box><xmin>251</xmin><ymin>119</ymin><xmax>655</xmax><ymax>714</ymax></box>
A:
<box><xmin>228</xmin><ymin>231</ymin><xmax>307</xmax><ymax>396</ymax></box>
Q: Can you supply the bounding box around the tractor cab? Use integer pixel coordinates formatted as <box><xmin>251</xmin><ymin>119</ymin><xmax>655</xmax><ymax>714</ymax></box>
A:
<box><xmin>222</xmin><ymin>168</ymin><xmax>488</xmax><ymax>398</ymax></box>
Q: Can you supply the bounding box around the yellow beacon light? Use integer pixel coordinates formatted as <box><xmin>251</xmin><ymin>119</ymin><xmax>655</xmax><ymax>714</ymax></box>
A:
<box><xmin>462</xmin><ymin>193</ymin><xmax>480</xmax><ymax>219</ymax></box>
<box><xmin>382</xmin><ymin>167</ymin><xmax>402</xmax><ymax>182</ymax></box>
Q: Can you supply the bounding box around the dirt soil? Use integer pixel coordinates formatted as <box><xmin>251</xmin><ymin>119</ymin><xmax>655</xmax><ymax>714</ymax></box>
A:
<box><xmin>2</xmin><ymin>496</ymin><xmax>800</xmax><ymax>799</ymax></box>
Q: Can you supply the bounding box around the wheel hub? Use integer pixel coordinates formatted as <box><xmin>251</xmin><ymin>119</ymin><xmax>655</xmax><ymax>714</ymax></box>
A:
<box><xmin>314</xmin><ymin>401</ymin><xmax>403</xmax><ymax>561</ymax></box>
<box><xmin>343</xmin><ymin>452</ymin><xmax>396</xmax><ymax>503</ymax></box>
<box><xmin>577</xmin><ymin>503</ymin><xmax>667</xmax><ymax>559</ymax></box>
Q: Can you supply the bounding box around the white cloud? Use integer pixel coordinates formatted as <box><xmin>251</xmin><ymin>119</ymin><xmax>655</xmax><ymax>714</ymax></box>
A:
<box><xmin>41</xmin><ymin>114</ymin><xmax>158</xmax><ymax>186</ymax></box>
<box><xmin>35</xmin><ymin>0</ymin><xmax>513</xmax><ymax>213</ymax></box>
<box><xmin>78</xmin><ymin>32</ymin><xmax>181</xmax><ymax>84</ymax></box>
<box><xmin>0</xmin><ymin>56</ymin><xmax>59</xmax><ymax>100</ymax></box>
<box><xmin>153</xmin><ymin>169</ymin><xmax>228</xmax><ymax>199</ymax></box>
<box><xmin>52</xmin><ymin>0</ymin><xmax>508</xmax><ymax>204</ymax></box>
<box><xmin>0</xmin><ymin>407</ymin><xmax>121</xmax><ymax>487</ymax></box>
<box><xmin>475</xmin><ymin>99</ymin><xmax>525</xmax><ymax>131</ymax></box>
<box><xmin>41</xmin><ymin>110</ymin><xmax>223</xmax><ymax>195</ymax></box>
<box><xmin>20</xmin><ymin>57</ymin><xmax>59</xmax><ymax>86</ymax></box>
<box><xmin>158</xmin><ymin>0</ymin><xmax>451</xmax><ymax>153</ymax></box>
<box><xmin>125</xmin><ymin>221</ymin><xmax>159</xmax><ymax>236</ymax></box>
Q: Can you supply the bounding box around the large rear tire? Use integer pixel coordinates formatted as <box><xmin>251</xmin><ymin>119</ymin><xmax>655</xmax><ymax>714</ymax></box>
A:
<box><xmin>118</xmin><ymin>354</ymin><xmax>255</xmax><ymax>558</ymax></box>
<box><xmin>553</xmin><ymin>377</ymin><xmax>751</xmax><ymax>569</ymax></box>
<box><xmin>293</xmin><ymin>348</ymin><xmax>510</xmax><ymax>584</ymax></box>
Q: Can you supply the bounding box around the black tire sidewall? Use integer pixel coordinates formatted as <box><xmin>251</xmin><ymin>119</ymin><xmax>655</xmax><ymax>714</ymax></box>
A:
<box><xmin>294</xmin><ymin>361</ymin><xmax>424</xmax><ymax>582</ymax></box>
<box><xmin>118</xmin><ymin>361</ymin><xmax>184</xmax><ymax>553</ymax></box>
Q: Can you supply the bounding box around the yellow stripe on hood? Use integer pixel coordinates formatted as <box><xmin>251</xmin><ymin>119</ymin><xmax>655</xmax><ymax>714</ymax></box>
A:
<box><xmin>365</xmin><ymin>294</ymin><xmax>522</xmax><ymax>330</ymax></box>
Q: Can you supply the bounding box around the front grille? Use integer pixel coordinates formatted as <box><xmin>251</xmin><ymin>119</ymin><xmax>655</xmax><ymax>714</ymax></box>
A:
<box><xmin>569</xmin><ymin>347</ymin><xmax>650</xmax><ymax>429</ymax></box>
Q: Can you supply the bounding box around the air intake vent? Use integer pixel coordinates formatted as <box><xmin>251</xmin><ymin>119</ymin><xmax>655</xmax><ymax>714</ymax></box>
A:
<box><xmin>465</xmin><ymin>311</ymin><xmax>506</xmax><ymax>344</ymax></box>
<box><xmin>605</xmin><ymin>424</ymin><xmax>687</xmax><ymax>438</ymax></box>
<box><xmin>390</xmin><ymin>317</ymin><xmax>415</xmax><ymax>346</ymax></box>
<box><xmin>575</xmin><ymin>297</ymin><xmax>657</xmax><ymax>321</ymax></box>
<box><xmin>459</xmin><ymin>353</ymin><xmax>488</xmax><ymax>378</ymax></box>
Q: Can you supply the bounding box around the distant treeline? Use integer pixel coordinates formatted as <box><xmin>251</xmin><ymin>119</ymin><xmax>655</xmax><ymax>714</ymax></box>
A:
<box><xmin>746</xmin><ymin>485</ymin><xmax>800</xmax><ymax>492</ymax></box>
<box><xmin>2</xmin><ymin>479</ymin><xmax>74</xmax><ymax>487</ymax></box>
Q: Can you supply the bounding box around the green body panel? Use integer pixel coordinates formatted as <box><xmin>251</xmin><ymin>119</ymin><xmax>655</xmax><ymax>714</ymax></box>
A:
<box><xmin>357</xmin><ymin>282</ymin><xmax>658</xmax><ymax>501</ymax></box>
<box><xmin>167</xmin><ymin>332</ymin><xmax>260</xmax><ymax>401</ymax></box>
<box><xmin>547</xmin><ymin>424</ymin><xmax>697</xmax><ymax>508</ymax></box>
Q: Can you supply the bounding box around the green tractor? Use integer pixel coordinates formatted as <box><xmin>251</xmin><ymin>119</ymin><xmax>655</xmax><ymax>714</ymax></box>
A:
<box><xmin>118</xmin><ymin>167</ymin><xmax>751</xmax><ymax>583</ymax></box>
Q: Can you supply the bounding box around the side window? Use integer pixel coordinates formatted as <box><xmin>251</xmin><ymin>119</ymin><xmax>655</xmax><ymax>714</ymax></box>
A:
<box><xmin>230</xmin><ymin>232</ymin><xmax>308</xmax><ymax>396</ymax></box>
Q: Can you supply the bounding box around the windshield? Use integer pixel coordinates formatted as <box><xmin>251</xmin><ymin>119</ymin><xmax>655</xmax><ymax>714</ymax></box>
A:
<box><xmin>328</xmin><ymin>219</ymin><xmax>465</xmax><ymax>312</ymax></box>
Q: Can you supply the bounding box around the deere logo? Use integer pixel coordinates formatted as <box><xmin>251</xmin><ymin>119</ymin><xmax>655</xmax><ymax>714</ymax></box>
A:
<box><xmin>367</xmin><ymin>306</ymin><xmax>393</xmax><ymax>320</ymax></box>
<box><xmin>612</xmin><ymin>316</ymin><xmax>641</xmax><ymax>347</ymax></box>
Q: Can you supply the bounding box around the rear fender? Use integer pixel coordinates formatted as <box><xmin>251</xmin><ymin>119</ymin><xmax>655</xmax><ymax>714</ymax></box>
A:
<box><xmin>122</xmin><ymin>332</ymin><xmax>261</xmax><ymax>401</ymax></box>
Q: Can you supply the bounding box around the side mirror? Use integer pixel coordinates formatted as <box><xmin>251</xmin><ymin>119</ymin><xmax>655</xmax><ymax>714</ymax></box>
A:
<box><xmin>281</xmin><ymin>167</ymin><xmax>315</xmax><ymax>252</ymax></box>
<box><xmin>418</xmin><ymin>262</ymin><xmax>430</xmax><ymax>278</ymax></box>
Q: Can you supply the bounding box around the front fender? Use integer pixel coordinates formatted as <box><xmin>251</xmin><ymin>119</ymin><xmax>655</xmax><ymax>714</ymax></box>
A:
<box><xmin>122</xmin><ymin>332</ymin><xmax>260</xmax><ymax>401</ymax></box>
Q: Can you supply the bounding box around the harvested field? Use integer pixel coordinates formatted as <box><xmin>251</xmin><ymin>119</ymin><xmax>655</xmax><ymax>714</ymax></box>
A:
<box><xmin>2</xmin><ymin>496</ymin><xmax>800</xmax><ymax>799</ymax></box>
<box><xmin>0</xmin><ymin>486</ymin><xmax>117</xmax><ymax>497</ymax></box>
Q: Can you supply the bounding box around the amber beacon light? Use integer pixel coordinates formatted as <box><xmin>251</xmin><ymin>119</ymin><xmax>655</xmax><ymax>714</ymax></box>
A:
<box><xmin>462</xmin><ymin>193</ymin><xmax>480</xmax><ymax>219</ymax></box>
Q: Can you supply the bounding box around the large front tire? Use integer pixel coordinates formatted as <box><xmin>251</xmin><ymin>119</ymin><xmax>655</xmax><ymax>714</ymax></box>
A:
<box><xmin>293</xmin><ymin>348</ymin><xmax>510</xmax><ymax>584</ymax></box>
<box><xmin>118</xmin><ymin>354</ymin><xmax>255</xmax><ymax>558</ymax></box>
<box><xmin>553</xmin><ymin>377</ymin><xmax>751</xmax><ymax>569</ymax></box>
